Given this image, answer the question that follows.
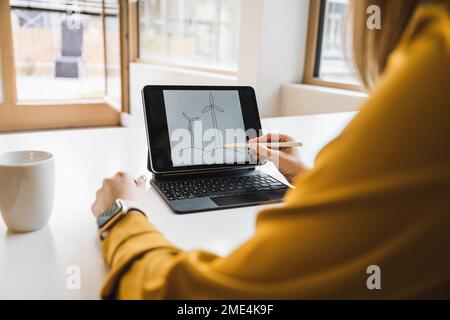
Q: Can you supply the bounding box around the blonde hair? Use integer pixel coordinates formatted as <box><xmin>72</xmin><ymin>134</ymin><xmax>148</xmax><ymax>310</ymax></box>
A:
<box><xmin>347</xmin><ymin>0</ymin><xmax>448</xmax><ymax>90</ymax></box>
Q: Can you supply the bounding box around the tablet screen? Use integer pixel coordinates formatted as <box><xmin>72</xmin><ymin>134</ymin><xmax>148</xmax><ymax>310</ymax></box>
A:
<box><xmin>142</xmin><ymin>86</ymin><xmax>261</xmax><ymax>173</ymax></box>
<box><xmin>164</xmin><ymin>90</ymin><xmax>248</xmax><ymax>167</ymax></box>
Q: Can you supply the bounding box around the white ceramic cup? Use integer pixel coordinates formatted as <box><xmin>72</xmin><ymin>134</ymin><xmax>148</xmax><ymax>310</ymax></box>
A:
<box><xmin>0</xmin><ymin>151</ymin><xmax>55</xmax><ymax>232</ymax></box>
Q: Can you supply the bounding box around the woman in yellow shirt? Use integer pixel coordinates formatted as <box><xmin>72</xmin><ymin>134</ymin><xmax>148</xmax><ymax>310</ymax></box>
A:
<box><xmin>91</xmin><ymin>0</ymin><xmax>450</xmax><ymax>299</ymax></box>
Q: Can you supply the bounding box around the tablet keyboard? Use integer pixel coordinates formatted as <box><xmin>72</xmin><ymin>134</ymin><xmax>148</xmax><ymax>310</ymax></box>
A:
<box><xmin>154</xmin><ymin>174</ymin><xmax>288</xmax><ymax>201</ymax></box>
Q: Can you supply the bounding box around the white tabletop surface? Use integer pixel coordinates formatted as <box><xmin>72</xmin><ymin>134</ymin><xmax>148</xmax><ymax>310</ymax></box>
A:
<box><xmin>0</xmin><ymin>112</ymin><xmax>355</xmax><ymax>299</ymax></box>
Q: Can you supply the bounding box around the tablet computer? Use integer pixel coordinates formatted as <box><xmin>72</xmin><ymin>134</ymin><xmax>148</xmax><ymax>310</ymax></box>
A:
<box><xmin>142</xmin><ymin>85</ymin><xmax>262</xmax><ymax>174</ymax></box>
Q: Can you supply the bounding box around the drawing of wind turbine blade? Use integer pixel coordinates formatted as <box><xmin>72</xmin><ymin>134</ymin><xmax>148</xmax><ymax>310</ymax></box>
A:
<box><xmin>202</xmin><ymin>105</ymin><xmax>212</xmax><ymax>113</ymax></box>
<box><xmin>214</xmin><ymin>105</ymin><xmax>224</xmax><ymax>112</ymax></box>
<box><xmin>209</xmin><ymin>92</ymin><xmax>214</xmax><ymax>105</ymax></box>
<box><xmin>182</xmin><ymin>112</ymin><xmax>189</xmax><ymax>120</ymax></box>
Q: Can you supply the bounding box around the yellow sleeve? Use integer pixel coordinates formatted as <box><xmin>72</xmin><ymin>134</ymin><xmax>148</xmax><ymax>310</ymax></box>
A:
<box><xmin>101</xmin><ymin>204</ymin><xmax>449</xmax><ymax>299</ymax></box>
<box><xmin>100</xmin><ymin>5</ymin><xmax>450</xmax><ymax>300</ymax></box>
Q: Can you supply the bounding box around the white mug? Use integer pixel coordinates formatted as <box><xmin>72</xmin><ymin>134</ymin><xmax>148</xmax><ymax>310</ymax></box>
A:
<box><xmin>0</xmin><ymin>151</ymin><xmax>55</xmax><ymax>232</ymax></box>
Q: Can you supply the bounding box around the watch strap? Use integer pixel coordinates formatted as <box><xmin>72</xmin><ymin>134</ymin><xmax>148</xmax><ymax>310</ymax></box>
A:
<box><xmin>97</xmin><ymin>199</ymin><xmax>147</xmax><ymax>240</ymax></box>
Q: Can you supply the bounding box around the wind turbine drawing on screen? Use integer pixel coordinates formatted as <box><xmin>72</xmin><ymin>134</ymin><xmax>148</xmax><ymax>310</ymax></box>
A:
<box><xmin>202</xmin><ymin>92</ymin><xmax>224</xmax><ymax>148</ymax></box>
<box><xmin>182</xmin><ymin>112</ymin><xmax>199</xmax><ymax>147</ymax></box>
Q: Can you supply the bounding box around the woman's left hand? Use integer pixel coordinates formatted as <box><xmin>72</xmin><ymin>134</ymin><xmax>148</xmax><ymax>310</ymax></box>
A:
<box><xmin>91</xmin><ymin>172</ymin><xmax>150</xmax><ymax>218</ymax></box>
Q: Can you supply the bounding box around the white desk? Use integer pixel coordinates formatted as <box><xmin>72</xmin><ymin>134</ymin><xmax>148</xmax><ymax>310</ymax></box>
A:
<box><xmin>0</xmin><ymin>112</ymin><xmax>355</xmax><ymax>299</ymax></box>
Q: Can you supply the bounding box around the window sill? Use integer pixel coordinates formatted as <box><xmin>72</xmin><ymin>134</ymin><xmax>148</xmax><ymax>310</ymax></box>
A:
<box><xmin>281</xmin><ymin>83</ymin><xmax>368</xmax><ymax>116</ymax></box>
<box><xmin>132</xmin><ymin>59</ymin><xmax>239</xmax><ymax>79</ymax></box>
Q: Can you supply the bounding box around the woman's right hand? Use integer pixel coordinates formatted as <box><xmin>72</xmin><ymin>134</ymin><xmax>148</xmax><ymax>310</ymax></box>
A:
<box><xmin>248</xmin><ymin>134</ymin><xmax>309</xmax><ymax>184</ymax></box>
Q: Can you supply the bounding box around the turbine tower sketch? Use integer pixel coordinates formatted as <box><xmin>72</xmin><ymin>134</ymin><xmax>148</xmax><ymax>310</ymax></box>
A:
<box><xmin>202</xmin><ymin>92</ymin><xmax>224</xmax><ymax>148</ymax></box>
<box><xmin>183</xmin><ymin>112</ymin><xmax>199</xmax><ymax>147</ymax></box>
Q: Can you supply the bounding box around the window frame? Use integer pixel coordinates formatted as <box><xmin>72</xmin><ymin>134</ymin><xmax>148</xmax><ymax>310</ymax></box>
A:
<box><xmin>303</xmin><ymin>0</ymin><xmax>362</xmax><ymax>91</ymax></box>
<box><xmin>0</xmin><ymin>0</ymin><xmax>130</xmax><ymax>132</ymax></box>
<box><xmin>130</xmin><ymin>0</ymin><xmax>240</xmax><ymax>77</ymax></box>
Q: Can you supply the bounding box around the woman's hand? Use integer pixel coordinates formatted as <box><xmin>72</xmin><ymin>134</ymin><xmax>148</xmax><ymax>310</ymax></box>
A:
<box><xmin>91</xmin><ymin>172</ymin><xmax>150</xmax><ymax>218</ymax></box>
<box><xmin>248</xmin><ymin>134</ymin><xmax>309</xmax><ymax>184</ymax></box>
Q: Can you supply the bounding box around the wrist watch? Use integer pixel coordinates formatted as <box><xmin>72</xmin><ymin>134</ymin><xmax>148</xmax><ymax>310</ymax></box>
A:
<box><xmin>96</xmin><ymin>199</ymin><xmax>147</xmax><ymax>240</ymax></box>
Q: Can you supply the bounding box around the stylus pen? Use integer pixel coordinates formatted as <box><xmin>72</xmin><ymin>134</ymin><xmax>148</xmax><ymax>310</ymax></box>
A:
<box><xmin>224</xmin><ymin>142</ymin><xmax>303</xmax><ymax>149</ymax></box>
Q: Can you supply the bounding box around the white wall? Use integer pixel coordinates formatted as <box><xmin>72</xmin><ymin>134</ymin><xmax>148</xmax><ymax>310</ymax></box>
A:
<box><xmin>236</xmin><ymin>0</ymin><xmax>309</xmax><ymax>116</ymax></box>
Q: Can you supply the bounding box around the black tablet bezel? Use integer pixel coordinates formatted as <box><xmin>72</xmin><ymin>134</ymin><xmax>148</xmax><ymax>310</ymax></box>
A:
<box><xmin>142</xmin><ymin>85</ymin><xmax>262</xmax><ymax>174</ymax></box>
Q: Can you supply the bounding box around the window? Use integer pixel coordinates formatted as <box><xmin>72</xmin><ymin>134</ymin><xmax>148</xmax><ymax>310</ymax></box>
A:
<box><xmin>105</xmin><ymin>5</ymin><xmax>122</xmax><ymax>105</ymax></box>
<box><xmin>304</xmin><ymin>0</ymin><xmax>360</xmax><ymax>90</ymax></box>
<box><xmin>11</xmin><ymin>6</ymin><xmax>106</xmax><ymax>101</ymax></box>
<box><xmin>137</xmin><ymin>0</ymin><xmax>241</xmax><ymax>72</ymax></box>
<box><xmin>0</xmin><ymin>0</ymin><xmax>129</xmax><ymax>132</ymax></box>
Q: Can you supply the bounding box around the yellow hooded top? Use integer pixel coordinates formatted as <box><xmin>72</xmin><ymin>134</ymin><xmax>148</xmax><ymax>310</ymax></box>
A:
<box><xmin>100</xmin><ymin>4</ymin><xmax>450</xmax><ymax>299</ymax></box>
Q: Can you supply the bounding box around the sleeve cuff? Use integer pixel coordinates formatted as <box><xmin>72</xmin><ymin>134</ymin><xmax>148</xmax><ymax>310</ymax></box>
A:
<box><xmin>100</xmin><ymin>211</ymin><xmax>179</xmax><ymax>299</ymax></box>
<box><xmin>101</xmin><ymin>211</ymin><xmax>176</xmax><ymax>266</ymax></box>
